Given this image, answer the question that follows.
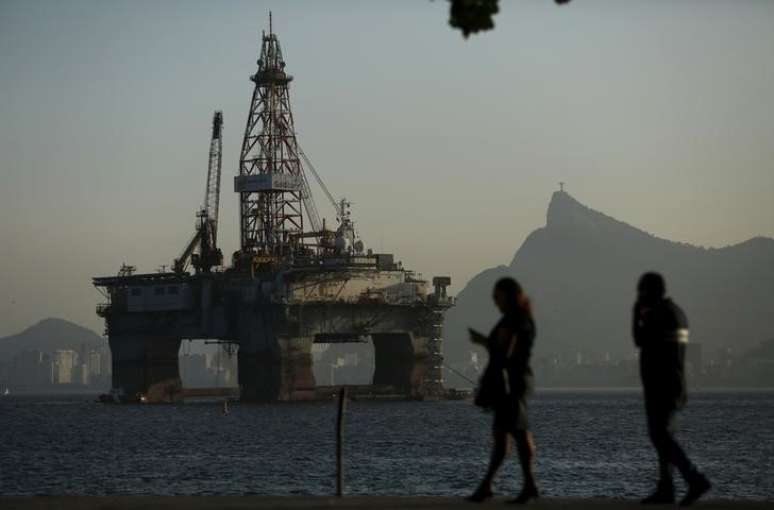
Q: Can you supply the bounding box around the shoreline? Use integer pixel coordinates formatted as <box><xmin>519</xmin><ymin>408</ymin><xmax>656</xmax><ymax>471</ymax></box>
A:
<box><xmin>1</xmin><ymin>496</ymin><xmax>772</xmax><ymax>510</ymax></box>
<box><xmin>4</xmin><ymin>387</ymin><xmax>774</xmax><ymax>397</ymax></box>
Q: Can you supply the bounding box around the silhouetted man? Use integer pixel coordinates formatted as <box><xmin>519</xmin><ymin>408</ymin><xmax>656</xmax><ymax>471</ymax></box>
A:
<box><xmin>633</xmin><ymin>272</ymin><xmax>711</xmax><ymax>506</ymax></box>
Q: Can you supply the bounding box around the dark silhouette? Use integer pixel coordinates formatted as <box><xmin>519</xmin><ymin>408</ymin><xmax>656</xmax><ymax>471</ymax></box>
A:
<box><xmin>468</xmin><ymin>277</ymin><xmax>539</xmax><ymax>504</ymax></box>
<box><xmin>447</xmin><ymin>0</ymin><xmax>572</xmax><ymax>38</ymax></box>
<box><xmin>633</xmin><ymin>272</ymin><xmax>711</xmax><ymax>506</ymax></box>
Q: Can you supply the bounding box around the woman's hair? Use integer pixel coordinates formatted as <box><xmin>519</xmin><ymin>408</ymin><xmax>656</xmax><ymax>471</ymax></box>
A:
<box><xmin>494</xmin><ymin>277</ymin><xmax>532</xmax><ymax>318</ymax></box>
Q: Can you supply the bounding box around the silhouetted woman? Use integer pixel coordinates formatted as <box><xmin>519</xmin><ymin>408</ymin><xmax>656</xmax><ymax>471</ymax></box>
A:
<box><xmin>468</xmin><ymin>277</ymin><xmax>539</xmax><ymax>504</ymax></box>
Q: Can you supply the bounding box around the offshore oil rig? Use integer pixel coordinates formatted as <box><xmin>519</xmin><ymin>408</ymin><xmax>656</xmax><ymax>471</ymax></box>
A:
<box><xmin>93</xmin><ymin>20</ymin><xmax>454</xmax><ymax>403</ymax></box>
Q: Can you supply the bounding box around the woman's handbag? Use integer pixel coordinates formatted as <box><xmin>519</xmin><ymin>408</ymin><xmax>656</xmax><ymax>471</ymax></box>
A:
<box><xmin>474</xmin><ymin>363</ymin><xmax>507</xmax><ymax>409</ymax></box>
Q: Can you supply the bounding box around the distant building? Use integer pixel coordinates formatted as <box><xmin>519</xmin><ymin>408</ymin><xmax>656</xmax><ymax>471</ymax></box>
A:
<box><xmin>41</xmin><ymin>353</ymin><xmax>52</xmax><ymax>385</ymax></box>
<box><xmin>87</xmin><ymin>351</ymin><xmax>102</xmax><ymax>378</ymax></box>
<box><xmin>75</xmin><ymin>363</ymin><xmax>89</xmax><ymax>385</ymax></box>
<box><xmin>100</xmin><ymin>349</ymin><xmax>112</xmax><ymax>378</ymax></box>
<box><xmin>52</xmin><ymin>350</ymin><xmax>77</xmax><ymax>384</ymax></box>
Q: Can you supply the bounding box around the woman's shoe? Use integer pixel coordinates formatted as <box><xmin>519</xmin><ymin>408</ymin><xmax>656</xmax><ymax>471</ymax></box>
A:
<box><xmin>680</xmin><ymin>475</ymin><xmax>711</xmax><ymax>507</ymax></box>
<box><xmin>508</xmin><ymin>485</ymin><xmax>540</xmax><ymax>504</ymax></box>
<box><xmin>642</xmin><ymin>481</ymin><xmax>676</xmax><ymax>504</ymax></box>
<box><xmin>466</xmin><ymin>485</ymin><xmax>494</xmax><ymax>503</ymax></box>
<box><xmin>641</xmin><ymin>489</ymin><xmax>675</xmax><ymax>505</ymax></box>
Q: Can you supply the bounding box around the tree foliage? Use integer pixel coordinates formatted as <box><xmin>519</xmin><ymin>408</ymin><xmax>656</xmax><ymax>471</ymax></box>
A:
<box><xmin>447</xmin><ymin>0</ymin><xmax>573</xmax><ymax>38</ymax></box>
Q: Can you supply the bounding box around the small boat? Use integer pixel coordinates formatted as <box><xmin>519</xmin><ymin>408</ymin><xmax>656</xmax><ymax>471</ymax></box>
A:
<box><xmin>2</xmin><ymin>388</ymin><xmax>9</xmax><ymax>396</ymax></box>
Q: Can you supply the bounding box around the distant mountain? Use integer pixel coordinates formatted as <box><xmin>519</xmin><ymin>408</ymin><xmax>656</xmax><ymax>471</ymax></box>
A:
<box><xmin>444</xmin><ymin>191</ymin><xmax>774</xmax><ymax>367</ymax></box>
<box><xmin>0</xmin><ymin>318</ymin><xmax>105</xmax><ymax>358</ymax></box>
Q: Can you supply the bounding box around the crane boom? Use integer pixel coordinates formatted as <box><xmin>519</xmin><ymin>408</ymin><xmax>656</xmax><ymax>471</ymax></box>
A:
<box><xmin>173</xmin><ymin>111</ymin><xmax>224</xmax><ymax>274</ymax></box>
<box><xmin>204</xmin><ymin>111</ymin><xmax>223</xmax><ymax>245</ymax></box>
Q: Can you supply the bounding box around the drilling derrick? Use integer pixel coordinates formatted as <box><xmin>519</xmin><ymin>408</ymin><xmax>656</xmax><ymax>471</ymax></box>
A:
<box><xmin>235</xmin><ymin>22</ymin><xmax>304</xmax><ymax>264</ymax></box>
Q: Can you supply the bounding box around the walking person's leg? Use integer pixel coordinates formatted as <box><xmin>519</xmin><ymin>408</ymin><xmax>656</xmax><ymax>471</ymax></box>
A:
<box><xmin>468</xmin><ymin>424</ymin><xmax>509</xmax><ymax>502</ymax></box>
<box><xmin>484</xmin><ymin>426</ymin><xmax>510</xmax><ymax>485</ymax></box>
<box><xmin>655</xmin><ymin>448</ymin><xmax>674</xmax><ymax>493</ymax></box>
<box><xmin>661</xmin><ymin>411</ymin><xmax>694</xmax><ymax>479</ymax></box>
<box><xmin>509</xmin><ymin>430</ymin><xmax>539</xmax><ymax>504</ymax></box>
<box><xmin>660</xmin><ymin>411</ymin><xmax>711</xmax><ymax>506</ymax></box>
<box><xmin>644</xmin><ymin>404</ymin><xmax>711</xmax><ymax>506</ymax></box>
<box><xmin>643</xmin><ymin>403</ymin><xmax>676</xmax><ymax>503</ymax></box>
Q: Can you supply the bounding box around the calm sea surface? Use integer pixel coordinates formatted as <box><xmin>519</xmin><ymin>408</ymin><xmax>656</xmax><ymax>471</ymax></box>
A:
<box><xmin>1</xmin><ymin>390</ymin><xmax>773</xmax><ymax>499</ymax></box>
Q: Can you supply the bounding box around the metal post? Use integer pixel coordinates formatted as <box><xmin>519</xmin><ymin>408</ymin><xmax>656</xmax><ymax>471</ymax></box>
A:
<box><xmin>336</xmin><ymin>386</ymin><xmax>348</xmax><ymax>497</ymax></box>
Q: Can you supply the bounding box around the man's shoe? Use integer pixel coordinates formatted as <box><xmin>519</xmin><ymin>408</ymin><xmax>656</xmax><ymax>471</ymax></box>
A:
<box><xmin>641</xmin><ymin>488</ymin><xmax>675</xmax><ymax>505</ymax></box>
<box><xmin>680</xmin><ymin>475</ymin><xmax>711</xmax><ymax>506</ymax></box>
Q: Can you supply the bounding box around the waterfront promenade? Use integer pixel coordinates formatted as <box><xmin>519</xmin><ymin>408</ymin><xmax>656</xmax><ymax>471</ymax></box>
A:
<box><xmin>1</xmin><ymin>497</ymin><xmax>770</xmax><ymax>510</ymax></box>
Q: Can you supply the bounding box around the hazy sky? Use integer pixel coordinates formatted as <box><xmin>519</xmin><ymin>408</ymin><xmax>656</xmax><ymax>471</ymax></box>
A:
<box><xmin>1</xmin><ymin>0</ymin><xmax>773</xmax><ymax>336</ymax></box>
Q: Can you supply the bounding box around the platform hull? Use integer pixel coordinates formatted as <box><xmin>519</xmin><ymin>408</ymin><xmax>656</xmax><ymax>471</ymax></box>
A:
<box><xmin>96</xmin><ymin>270</ymin><xmax>449</xmax><ymax>403</ymax></box>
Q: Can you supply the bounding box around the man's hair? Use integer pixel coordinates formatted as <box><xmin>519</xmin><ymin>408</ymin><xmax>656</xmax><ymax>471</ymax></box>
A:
<box><xmin>638</xmin><ymin>271</ymin><xmax>666</xmax><ymax>298</ymax></box>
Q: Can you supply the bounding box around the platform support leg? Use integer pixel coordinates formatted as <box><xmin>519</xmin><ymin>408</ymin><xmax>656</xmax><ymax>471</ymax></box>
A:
<box><xmin>109</xmin><ymin>336</ymin><xmax>182</xmax><ymax>403</ymax></box>
<box><xmin>239</xmin><ymin>336</ymin><xmax>315</xmax><ymax>402</ymax></box>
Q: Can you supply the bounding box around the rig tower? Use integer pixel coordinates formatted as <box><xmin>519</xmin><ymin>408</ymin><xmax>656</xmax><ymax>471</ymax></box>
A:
<box><xmin>94</xmin><ymin>19</ymin><xmax>454</xmax><ymax>403</ymax></box>
<box><xmin>236</xmin><ymin>22</ymin><xmax>304</xmax><ymax>260</ymax></box>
